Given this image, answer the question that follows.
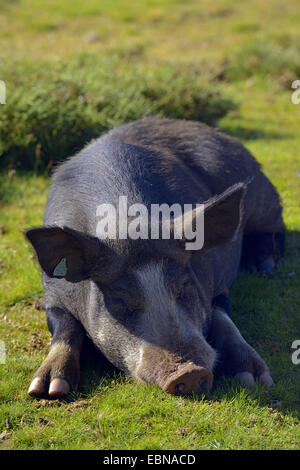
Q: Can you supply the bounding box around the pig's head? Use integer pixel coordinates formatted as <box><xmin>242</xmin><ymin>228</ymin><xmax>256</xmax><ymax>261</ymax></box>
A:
<box><xmin>26</xmin><ymin>182</ymin><xmax>245</xmax><ymax>395</ymax></box>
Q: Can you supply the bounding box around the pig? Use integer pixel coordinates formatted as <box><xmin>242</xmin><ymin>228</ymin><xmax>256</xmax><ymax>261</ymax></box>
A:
<box><xmin>26</xmin><ymin>117</ymin><xmax>285</xmax><ymax>398</ymax></box>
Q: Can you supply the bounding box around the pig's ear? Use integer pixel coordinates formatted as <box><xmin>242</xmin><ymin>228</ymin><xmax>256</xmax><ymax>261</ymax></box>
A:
<box><xmin>174</xmin><ymin>181</ymin><xmax>246</xmax><ymax>254</ymax></box>
<box><xmin>26</xmin><ymin>226</ymin><xmax>103</xmax><ymax>282</ymax></box>
<box><xmin>201</xmin><ymin>181</ymin><xmax>246</xmax><ymax>252</ymax></box>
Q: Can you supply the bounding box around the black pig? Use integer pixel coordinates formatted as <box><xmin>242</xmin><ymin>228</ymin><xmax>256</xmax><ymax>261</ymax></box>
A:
<box><xmin>26</xmin><ymin>118</ymin><xmax>284</xmax><ymax>397</ymax></box>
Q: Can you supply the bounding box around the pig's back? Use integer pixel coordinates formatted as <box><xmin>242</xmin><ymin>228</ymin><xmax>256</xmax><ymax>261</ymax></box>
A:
<box><xmin>100</xmin><ymin>117</ymin><xmax>261</xmax><ymax>196</ymax></box>
<box><xmin>101</xmin><ymin>117</ymin><xmax>281</xmax><ymax>234</ymax></box>
<box><xmin>46</xmin><ymin>117</ymin><xmax>279</xmax><ymax>236</ymax></box>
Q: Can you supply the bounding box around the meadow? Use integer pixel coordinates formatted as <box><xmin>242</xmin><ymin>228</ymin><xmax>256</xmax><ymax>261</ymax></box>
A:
<box><xmin>0</xmin><ymin>0</ymin><xmax>300</xmax><ymax>450</ymax></box>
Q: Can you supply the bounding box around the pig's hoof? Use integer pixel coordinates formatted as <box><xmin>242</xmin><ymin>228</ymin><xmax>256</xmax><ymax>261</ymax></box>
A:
<box><xmin>28</xmin><ymin>343</ymin><xmax>80</xmax><ymax>398</ymax></box>
<box><xmin>28</xmin><ymin>377</ymin><xmax>70</xmax><ymax>398</ymax></box>
<box><xmin>235</xmin><ymin>371</ymin><xmax>255</xmax><ymax>386</ymax></box>
<box><xmin>235</xmin><ymin>371</ymin><xmax>274</xmax><ymax>387</ymax></box>
<box><xmin>258</xmin><ymin>257</ymin><xmax>275</xmax><ymax>275</ymax></box>
<box><xmin>163</xmin><ymin>364</ymin><xmax>213</xmax><ymax>395</ymax></box>
<box><xmin>259</xmin><ymin>372</ymin><xmax>274</xmax><ymax>386</ymax></box>
<box><xmin>28</xmin><ymin>377</ymin><xmax>47</xmax><ymax>396</ymax></box>
<box><xmin>49</xmin><ymin>378</ymin><xmax>70</xmax><ymax>397</ymax></box>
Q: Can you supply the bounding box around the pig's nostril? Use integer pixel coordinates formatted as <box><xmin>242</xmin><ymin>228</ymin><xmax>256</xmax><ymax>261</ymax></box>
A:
<box><xmin>175</xmin><ymin>383</ymin><xmax>185</xmax><ymax>394</ymax></box>
<box><xmin>198</xmin><ymin>377</ymin><xmax>209</xmax><ymax>391</ymax></box>
<box><xmin>163</xmin><ymin>365</ymin><xmax>213</xmax><ymax>395</ymax></box>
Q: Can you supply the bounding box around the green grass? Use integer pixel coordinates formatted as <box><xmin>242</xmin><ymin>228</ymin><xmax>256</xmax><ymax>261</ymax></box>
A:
<box><xmin>1</xmin><ymin>366</ymin><xmax>299</xmax><ymax>449</ymax></box>
<box><xmin>0</xmin><ymin>0</ymin><xmax>300</xmax><ymax>450</ymax></box>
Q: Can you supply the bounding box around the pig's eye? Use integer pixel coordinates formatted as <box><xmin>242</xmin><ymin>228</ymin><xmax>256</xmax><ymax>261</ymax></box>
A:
<box><xmin>114</xmin><ymin>297</ymin><xmax>127</xmax><ymax>308</ymax></box>
<box><xmin>111</xmin><ymin>294</ymin><xmax>143</xmax><ymax>314</ymax></box>
<box><xmin>113</xmin><ymin>299</ymin><xmax>142</xmax><ymax>316</ymax></box>
<box><xmin>178</xmin><ymin>281</ymin><xmax>195</xmax><ymax>302</ymax></box>
<box><xmin>108</xmin><ymin>297</ymin><xmax>129</xmax><ymax>315</ymax></box>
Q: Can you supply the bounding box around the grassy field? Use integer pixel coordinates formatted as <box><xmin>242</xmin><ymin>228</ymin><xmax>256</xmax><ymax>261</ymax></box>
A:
<box><xmin>0</xmin><ymin>0</ymin><xmax>300</xmax><ymax>450</ymax></box>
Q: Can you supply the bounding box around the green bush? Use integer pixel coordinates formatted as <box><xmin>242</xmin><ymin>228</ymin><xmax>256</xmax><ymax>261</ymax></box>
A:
<box><xmin>222</xmin><ymin>41</ymin><xmax>300</xmax><ymax>82</ymax></box>
<box><xmin>0</xmin><ymin>54</ymin><xmax>237</xmax><ymax>172</ymax></box>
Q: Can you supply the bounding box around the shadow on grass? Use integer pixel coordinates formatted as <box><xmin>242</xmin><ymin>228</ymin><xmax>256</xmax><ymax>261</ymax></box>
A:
<box><xmin>218</xmin><ymin>123</ymin><xmax>292</xmax><ymax>141</ymax></box>
<box><xmin>74</xmin><ymin>338</ymin><xmax>123</xmax><ymax>400</ymax></box>
<box><xmin>71</xmin><ymin>355</ymin><xmax>300</xmax><ymax>422</ymax></box>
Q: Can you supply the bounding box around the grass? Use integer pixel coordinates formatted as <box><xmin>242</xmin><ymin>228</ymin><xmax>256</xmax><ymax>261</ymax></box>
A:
<box><xmin>0</xmin><ymin>0</ymin><xmax>300</xmax><ymax>450</ymax></box>
<box><xmin>0</xmin><ymin>55</ymin><xmax>236</xmax><ymax>171</ymax></box>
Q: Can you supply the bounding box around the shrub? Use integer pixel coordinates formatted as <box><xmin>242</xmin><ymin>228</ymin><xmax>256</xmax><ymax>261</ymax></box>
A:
<box><xmin>0</xmin><ymin>54</ymin><xmax>237</xmax><ymax>172</ymax></box>
<box><xmin>222</xmin><ymin>41</ymin><xmax>300</xmax><ymax>82</ymax></box>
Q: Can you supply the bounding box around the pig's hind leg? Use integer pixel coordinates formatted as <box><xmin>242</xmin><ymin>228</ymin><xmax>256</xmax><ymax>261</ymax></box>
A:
<box><xmin>208</xmin><ymin>306</ymin><xmax>274</xmax><ymax>386</ymax></box>
<box><xmin>28</xmin><ymin>307</ymin><xmax>85</xmax><ymax>398</ymax></box>
<box><xmin>241</xmin><ymin>174</ymin><xmax>285</xmax><ymax>275</ymax></box>
<box><xmin>241</xmin><ymin>231</ymin><xmax>285</xmax><ymax>275</ymax></box>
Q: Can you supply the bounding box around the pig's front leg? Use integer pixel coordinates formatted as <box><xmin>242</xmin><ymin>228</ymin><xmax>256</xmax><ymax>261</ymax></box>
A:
<box><xmin>209</xmin><ymin>305</ymin><xmax>274</xmax><ymax>386</ymax></box>
<box><xmin>28</xmin><ymin>307</ymin><xmax>85</xmax><ymax>398</ymax></box>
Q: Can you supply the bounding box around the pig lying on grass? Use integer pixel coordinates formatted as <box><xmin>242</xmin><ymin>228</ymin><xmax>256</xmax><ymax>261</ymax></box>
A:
<box><xmin>26</xmin><ymin>118</ymin><xmax>284</xmax><ymax>398</ymax></box>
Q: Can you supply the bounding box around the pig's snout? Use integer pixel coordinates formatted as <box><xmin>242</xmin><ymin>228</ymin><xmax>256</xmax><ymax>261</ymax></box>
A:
<box><xmin>162</xmin><ymin>363</ymin><xmax>213</xmax><ymax>395</ymax></box>
<box><xmin>134</xmin><ymin>344</ymin><xmax>215</xmax><ymax>396</ymax></box>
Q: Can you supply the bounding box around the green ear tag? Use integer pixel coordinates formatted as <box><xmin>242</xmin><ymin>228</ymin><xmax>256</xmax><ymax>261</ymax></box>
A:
<box><xmin>53</xmin><ymin>257</ymin><xmax>67</xmax><ymax>277</ymax></box>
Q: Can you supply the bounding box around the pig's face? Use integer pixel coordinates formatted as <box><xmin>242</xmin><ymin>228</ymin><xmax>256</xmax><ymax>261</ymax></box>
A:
<box><xmin>26</xmin><ymin>182</ymin><xmax>245</xmax><ymax>395</ymax></box>
<box><xmin>96</xmin><ymin>256</ymin><xmax>216</xmax><ymax>394</ymax></box>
